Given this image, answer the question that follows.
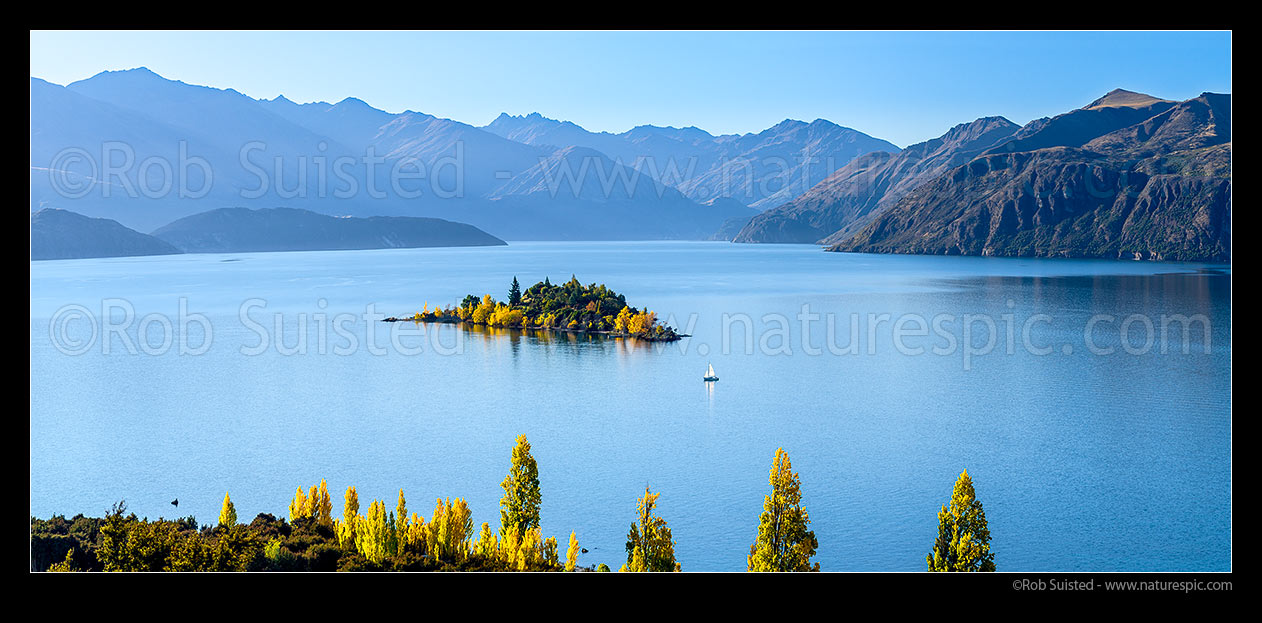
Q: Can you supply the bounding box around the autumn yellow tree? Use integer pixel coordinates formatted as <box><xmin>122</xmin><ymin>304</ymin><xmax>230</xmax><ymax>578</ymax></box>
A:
<box><xmin>427</xmin><ymin>497</ymin><xmax>473</xmax><ymax>563</ymax></box>
<box><xmin>355</xmin><ymin>499</ymin><xmax>392</xmax><ymax>564</ymax></box>
<box><xmin>288</xmin><ymin>487</ymin><xmax>308</xmax><ymax>522</ymax></box>
<box><xmin>621</xmin><ymin>486</ymin><xmax>680</xmax><ymax>572</ymax></box>
<box><xmin>315</xmin><ymin>479</ymin><xmax>333</xmax><ymax>527</ymax></box>
<box><xmin>337</xmin><ymin>485</ymin><xmax>360</xmax><ymax>550</ymax></box>
<box><xmin>395</xmin><ymin>490</ymin><xmax>409</xmax><ymax>556</ymax></box>
<box><xmin>500</xmin><ymin>435</ymin><xmax>542</xmax><ymax>538</ymax></box>
<box><xmin>614</xmin><ymin>306</ymin><xmax>633</xmax><ymax>333</ymax></box>
<box><xmin>747</xmin><ymin>448</ymin><xmax>819</xmax><ymax>571</ymax></box>
<box><xmin>218</xmin><ymin>492</ymin><xmax>237</xmax><ymax>528</ymax></box>
<box><xmin>566</xmin><ymin>531</ymin><xmax>580</xmax><ymax>571</ymax></box>
<box><xmin>927</xmin><ymin>469</ymin><xmax>995</xmax><ymax>572</ymax></box>
<box><xmin>404</xmin><ymin>512</ymin><xmax>427</xmax><ymax>554</ymax></box>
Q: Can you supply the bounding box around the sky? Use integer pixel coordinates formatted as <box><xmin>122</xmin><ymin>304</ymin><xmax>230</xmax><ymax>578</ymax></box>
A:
<box><xmin>30</xmin><ymin>30</ymin><xmax>1231</xmax><ymax>148</ymax></box>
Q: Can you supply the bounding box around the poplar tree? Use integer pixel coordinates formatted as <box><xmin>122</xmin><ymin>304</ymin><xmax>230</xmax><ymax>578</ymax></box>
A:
<box><xmin>337</xmin><ymin>486</ymin><xmax>360</xmax><ymax>550</ymax></box>
<box><xmin>927</xmin><ymin>469</ymin><xmax>996</xmax><ymax>572</ymax></box>
<box><xmin>355</xmin><ymin>499</ymin><xmax>391</xmax><ymax>564</ymax></box>
<box><xmin>747</xmin><ymin>448</ymin><xmax>819</xmax><ymax>571</ymax></box>
<box><xmin>500</xmin><ymin>435</ymin><xmax>542</xmax><ymax>538</ymax></box>
<box><xmin>566</xmin><ymin>531</ymin><xmax>580</xmax><ymax>572</ymax></box>
<box><xmin>316</xmin><ymin>479</ymin><xmax>333</xmax><ymax>527</ymax></box>
<box><xmin>621</xmin><ymin>486</ymin><xmax>680</xmax><ymax>572</ymax></box>
<box><xmin>395</xmin><ymin>490</ymin><xmax>409</xmax><ymax>555</ymax></box>
<box><xmin>288</xmin><ymin>487</ymin><xmax>308</xmax><ymax>522</ymax></box>
<box><xmin>218</xmin><ymin>492</ymin><xmax>237</xmax><ymax>528</ymax></box>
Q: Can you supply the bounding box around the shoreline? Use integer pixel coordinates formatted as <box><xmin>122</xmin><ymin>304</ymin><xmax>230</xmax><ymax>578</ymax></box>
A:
<box><xmin>381</xmin><ymin>316</ymin><xmax>688</xmax><ymax>342</ymax></box>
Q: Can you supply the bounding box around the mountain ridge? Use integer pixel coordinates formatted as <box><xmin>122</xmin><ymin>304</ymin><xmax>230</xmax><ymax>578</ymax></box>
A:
<box><xmin>827</xmin><ymin>91</ymin><xmax>1231</xmax><ymax>262</ymax></box>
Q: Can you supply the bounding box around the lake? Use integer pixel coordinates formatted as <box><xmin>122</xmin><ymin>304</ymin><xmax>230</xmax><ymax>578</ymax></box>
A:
<box><xmin>29</xmin><ymin>241</ymin><xmax>1232</xmax><ymax>571</ymax></box>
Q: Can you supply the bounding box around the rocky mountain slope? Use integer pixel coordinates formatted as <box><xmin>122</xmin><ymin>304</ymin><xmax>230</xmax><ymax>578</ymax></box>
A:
<box><xmin>828</xmin><ymin>92</ymin><xmax>1231</xmax><ymax>261</ymax></box>
<box><xmin>732</xmin><ymin>117</ymin><xmax>1020</xmax><ymax>243</ymax></box>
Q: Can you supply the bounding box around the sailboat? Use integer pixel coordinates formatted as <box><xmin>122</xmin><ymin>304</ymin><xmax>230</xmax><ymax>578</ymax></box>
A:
<box><xmin>703</xmin><ymin>362</ymin><xmax>719</xmax><ymax>382</ymax></box>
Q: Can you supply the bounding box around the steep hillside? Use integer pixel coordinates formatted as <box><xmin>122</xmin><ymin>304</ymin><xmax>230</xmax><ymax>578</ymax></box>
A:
<box><xmin>829</xmin><ymin>93</ymin><xmax>1231</xmax><ymax>262</ymax></box>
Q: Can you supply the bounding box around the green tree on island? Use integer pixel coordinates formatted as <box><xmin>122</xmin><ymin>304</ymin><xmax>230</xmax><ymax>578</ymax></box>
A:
<box><xmin>499</xmin><ymin>434</ymin><xmax>542</xmax><ymax>538</ymax></box>
<box><xmin>927</xmin><ymin>469</ymin><xmax>995</xmax><ymax>572</ymax></box>
<box><xmin>747</xmin><ymin>448</ymin><xmax>819</xmax><ymax>571</ymax></box>
<box><xmin>508</xmin><ymin>276</ymin><xmax>521</xmax><ymax>306</ymax></box>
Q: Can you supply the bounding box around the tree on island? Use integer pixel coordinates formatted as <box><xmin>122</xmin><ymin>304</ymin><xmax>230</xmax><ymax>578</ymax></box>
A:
<box><xmin>440</xmin><ymin>277</ymin><xmax>672</xmax><ymax>339</ymax></box>
<box><xmin>747</xmin><ymin>448</ymin><xmax>819</xmax><ymax>571</ymax></box>
<box><xmin>500</xmin><ymin>435</ymin><xmax>542</xmax><ymax>538</ymax></box>
<box><xmin>927</xmin><ymin>469</ymin><xmax>995</xmax><ymax>572</ymax></box>
<box><xmin>509</xmin><ymin>276</ymin><xmax>521</xmax><ymax>306</ymax></box>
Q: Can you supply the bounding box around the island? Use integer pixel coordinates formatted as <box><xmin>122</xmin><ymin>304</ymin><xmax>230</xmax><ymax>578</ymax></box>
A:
<box><xmin>384</xmin><ymin>276</ymin><xmax>684</xmax><ymax>342</ymax></box>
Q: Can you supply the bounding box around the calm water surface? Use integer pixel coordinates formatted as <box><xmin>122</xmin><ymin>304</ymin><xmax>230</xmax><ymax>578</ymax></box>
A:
<box><xmin>29</xmin><ymin>242</ymin><xmax>1231</xmax><ymax>571</ymax></box>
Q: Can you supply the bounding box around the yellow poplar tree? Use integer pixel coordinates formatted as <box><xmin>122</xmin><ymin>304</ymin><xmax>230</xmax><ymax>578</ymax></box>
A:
<box><xmin>427</xmin><ymin>497</ymin><xmax>473</xmax><ymax>563</ymax></box>
<box><xmin>395</xmin><ymin>490</ymin><xmax>409</xmax><ymax>556</ymax></box>
<box><xmin>473</xmin><ymin>522</ymin><xmax>498</xmax><ymax>559</ymax></box>
<box><xmin>544</xmin><ymin>535</ymin><xmax>559</xmax><ymax>568</ymax></box>
<box><xmin>289</xmin><ymin>487</ymin><xmax>309</xmax><ymax>522</ymax></box>
<box><xmin>747</xmin><ymin>448</ymin><xmax>819</xmax><ymax>571</ymax></box>
<box><xmin>337</xmin><ymin>486</ymin><xmax>360</xmax><ymax>550</ymax></box>
<box><xmin>566</xmin><ymin>531</ymin><xmax>580</xmax><ymax>571</ymax></box>
<box><xmin>316</xmin><ymin>480</ymin><xmax>333</xmax><ymax>527</ymax></box>
<box><xmin>405</xmin><ymin>512</ymin><xmax>427</xmax><ymax>553</ymax></box>
<box><xmin>500</xmin><ymin>435</ymin><xmax>542</xmax><ymax>538</ymax></box>
<box><xmin>218</xmin><ymin>492</ymin><xmax>237</xmax><ymax>528</ymax></box>
<box><xmin>355</xmin><ymin>499</ymin><xmax>392</xmax><ymax>564</ymax></box>
<box><xmin>621</xmin><ymin>486</ymin><xmax>680</xmax><ymax>572</ymax></box>
<box><xmin>927</xmin><ymin>469</ymin><xmax>996</xmax><ymax>572</ymax></box>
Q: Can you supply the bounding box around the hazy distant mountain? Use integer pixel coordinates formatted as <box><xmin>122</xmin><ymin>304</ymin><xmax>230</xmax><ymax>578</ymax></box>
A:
<box><xmin>732</xmin><ymin>117</ymin><xmax>1020</xmax><ymax>243</ymax></box>
<box><xmin>484</xmin><ymin>113</ymin><xmax>899</xmax><ymax>209</ymax></box>
<box><xmin>32</xmin><ymin>70</ymin><xmax>386</xmax><ymax>231</ymax></box>
<box><xmin>258</xmin><ymin>95</ymin><xmax>397</xmax><ymax>151</ymax></box>
<box><xmin>829</xmin><ymin>91</ymin><xmax>1231</xmax><ymax>261</ymax></box>
<box><xmin>704</xmin><ymin>198</ymin><xmax>757</xmax><ymax>241</ymax></box>
<box><xmin>676</xmin><ymin>119</ymin><xmax>901</xmax><ymax>210</ymax></box>
<box><xmin>151</xmin><ymin>207</ymin><xmax>506</xmax><ymax>253</ymax></box>
<box><xmin>478</xmin><ymin>148</ymin><xmax>756</xmax><ymax>240</ymax></box>
<box><xmin>31</xmin><ymin>208</ymin><xmax>181</xmax><ymax>260</ymax></box>
<box><xmin>33</xmin><ymin>68</ymin><xmax>821</xmax><ymax>241</ymax></box>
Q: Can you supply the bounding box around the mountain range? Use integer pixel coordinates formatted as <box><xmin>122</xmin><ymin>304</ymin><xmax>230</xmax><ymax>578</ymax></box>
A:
<box><xmin>733</xmin><ymin>89</ymin><xmax>1231</xmax><ymax>262</ymax></box>
<box><xmin>30</xmin><ymin>72</ymin><xmax>1230</xmax><ymax>261</ymax></box>
<box><xmin>829</xmin><ymin>90</ymin><xmax>1230</xmax><ymax>261</ymax></box>
<box><xmin>31</xmin><ymin>68</ymin><xmax>895</xmax><ymax>240</ymax></box>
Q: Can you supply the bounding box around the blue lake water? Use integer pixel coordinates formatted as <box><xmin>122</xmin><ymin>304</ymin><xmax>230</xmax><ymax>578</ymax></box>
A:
<box><xmin>29</xmin><ymin>242</ymin><xmax>1231</xmax><ymax>571</ymax></box>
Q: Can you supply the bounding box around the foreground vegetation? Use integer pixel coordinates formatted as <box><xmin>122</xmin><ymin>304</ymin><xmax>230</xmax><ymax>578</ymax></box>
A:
<box><xmin>30</xmin><ymin>439</ymin><xmax>993</xmax><ymax>572</ymax></box>
<box><xmin>388</xmin><ymin>276</ymin><xmax>682</xmax><ymax>341</ymax></box>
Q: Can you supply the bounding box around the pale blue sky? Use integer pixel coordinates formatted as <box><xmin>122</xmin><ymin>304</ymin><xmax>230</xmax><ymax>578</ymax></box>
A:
<box><xmin>30</xmin><ymin>30</ymin><xmax>1231</xmax><ymax>148</ymax></box>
